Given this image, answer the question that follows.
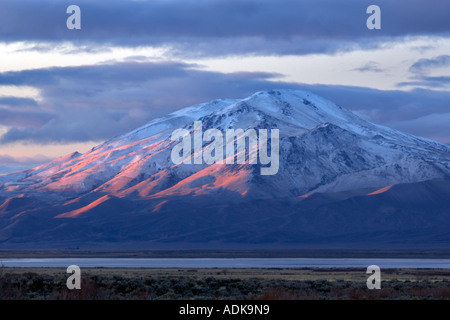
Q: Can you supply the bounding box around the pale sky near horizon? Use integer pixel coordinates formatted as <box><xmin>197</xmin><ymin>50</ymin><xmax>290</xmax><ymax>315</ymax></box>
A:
<box><xmin>1</xmin><ymin>0</ymin><xmax>450</xmax><ymax>173</ymax></box>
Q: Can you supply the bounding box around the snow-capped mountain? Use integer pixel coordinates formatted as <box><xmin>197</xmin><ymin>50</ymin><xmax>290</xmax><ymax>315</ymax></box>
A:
<box><xmin>0</xmin><ymin>89</ymin><xmax>449</xmax><ymax>249</ymax></box>
<box><xmin>1</xmin><ymin>89</ymin><xmax>449</xmax><ymax>199</ymax></box>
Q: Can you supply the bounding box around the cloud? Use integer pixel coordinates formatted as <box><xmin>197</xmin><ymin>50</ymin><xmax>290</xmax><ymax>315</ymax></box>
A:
<box><xmin>0</xmin><ymin>61</ymin><xmax>299</xmax><ymax>144</ymax></box>
<box><xmin>397</xmin><ymin>55</ymin><xmax>450</xmax><ymax>89</ymax></box>
<box><xmin>226</xmin><ymin>71</ymin><xmax>283</xmax><ymax>80</ymax></box>
<box><xmin>409</xmin><ymin>55</ymin><xmax>450</xmax><ymax>75</ymax></box>
<box><xmin>0</xmin><ymin>154</ymin><xmax>51</xmax><ymax>165</ymax></box>
<box><xmin>352</xmin><ymin>61</ymin><xmax>384</xmax><ymax>73</ymax></box>
<box><xmin>0</xmin><ymin>108</ymin><xmax>53</xmax><ymax>127</ymax></box>
<box><xmin>385</xmin><ymin>112</ymin><xmax>450</xmax><ymax>143</ymax></box>
<box><xmin>1</xmin><ymin>0</ymin><xmax>450</xmax><ymax>57</ymax></box>
<box><xmin>293</xmin><ymin>84</ymin><xmax>450</xmax><ymax>142</ymax></box>
<box><xmin>0</xmin><ymin>154</ymin><xmax>53</xmax><ymax>174</ymax></box>
<box><xmin>398</xmin><ymin>76</ymin><xmax>450</xmax><ymax>89</ymax></box>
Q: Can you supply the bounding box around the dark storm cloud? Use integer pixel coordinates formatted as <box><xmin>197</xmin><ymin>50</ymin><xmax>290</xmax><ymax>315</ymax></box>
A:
<box><xmin>1</xmin><ymin>61</ymin><xmax>450</xmax><ymax>144</ymax></box>
<box><xmin>1</xmin><ymin>0</ymin><xmax>449</xmax><ymax>57</ymax></box>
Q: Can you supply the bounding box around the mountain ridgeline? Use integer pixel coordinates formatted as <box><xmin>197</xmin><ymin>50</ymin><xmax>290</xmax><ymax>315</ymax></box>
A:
<box><xmin>1</xmin><ymin>89</ymin><xmax>449</xmax><ymax>249</ymax></box>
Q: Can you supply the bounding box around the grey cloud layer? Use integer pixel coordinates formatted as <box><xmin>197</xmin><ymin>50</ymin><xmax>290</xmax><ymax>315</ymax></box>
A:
<box><xmin>409</xmin><ymin>55</ymin><xmax>450</xmax><ymax>75</ymax></box>
<box><xmin>0</xmin><ymin>61</ymin><xmax>450</xmax><ymax>144</ymax></box>
<box><xmin>0</xmin><ymin>61</ymin><xmax>297</xmax><ymax>144</ymax></box>
<box><xmin>0</xmin><ymin>154</ymin><xmax>53</xmax><ymax>175</ymax></box>
<box><xmin>1</xmin><ymin>0</ymin><xmax>449</xmax><ymax>56</ymax></box>
<box><xmin>397</xmin><ymin>55</ymin><xmax>450</xmax><ymax>89</ymax></box>
<box><xmin>1</xmin><ymin>0</ymin><xmax>449</xmax><ymax>144</ymax></box>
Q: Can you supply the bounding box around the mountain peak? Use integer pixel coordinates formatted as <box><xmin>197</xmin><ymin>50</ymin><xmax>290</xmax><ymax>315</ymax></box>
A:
<box><xmin>203</xmin><ymin>89</ymin><xmax>369</xmax><ymax>139</ymax></box>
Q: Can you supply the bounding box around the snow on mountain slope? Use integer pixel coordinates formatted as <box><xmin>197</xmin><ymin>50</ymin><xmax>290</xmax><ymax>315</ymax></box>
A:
<box><xmin>1</xmin><ymin>89</ymin><xmax>449</xmax><ymax>203</ymax></box>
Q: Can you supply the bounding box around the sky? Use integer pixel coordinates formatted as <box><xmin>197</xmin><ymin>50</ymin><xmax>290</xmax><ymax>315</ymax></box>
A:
<box><xmin>0</xmin><ymin>0</ymin><xmax>449</xmax><ymax>173</ymax></box>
